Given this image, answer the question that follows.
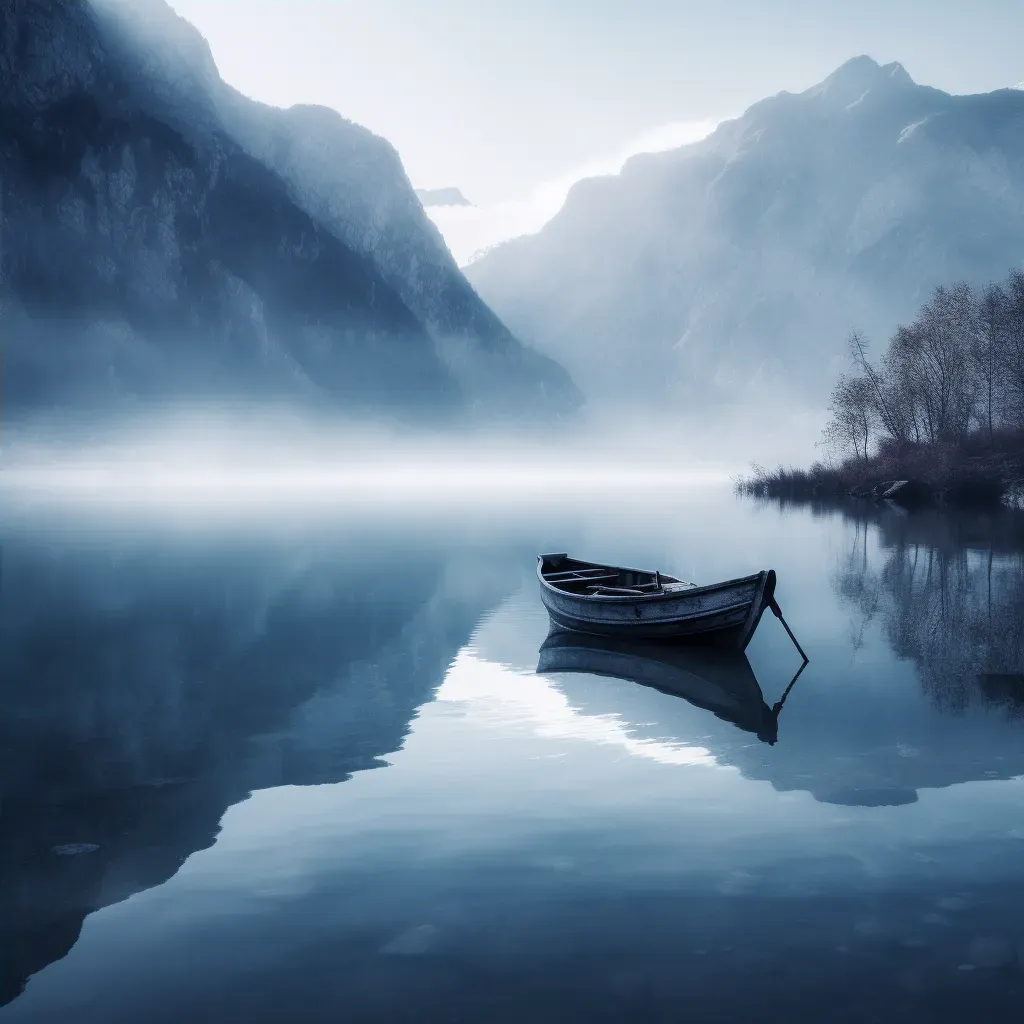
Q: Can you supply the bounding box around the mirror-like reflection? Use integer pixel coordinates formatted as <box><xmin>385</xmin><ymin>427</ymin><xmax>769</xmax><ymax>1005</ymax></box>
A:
<box><xmin>2</xmin><ymin>494</ymin><xmax>1024</xmax><ymax>1022</ymax></box>
<box><xmin>0</xmin><ymin>531</ymin><xmax>528</xmax><ymax>1007</ymax></box>
<box><xmin>831</xmin><ymin>505</ymin><xmax>1024</xmax><ymax>714</ymax></box>
<box><xmin>537</xmin><ymin>630</ymin><xmax>804</xmax><ymax>745</ymax></box>
<box><xmin>500</xmin><ymin>540</ymin><xmax>1024</xmax><ymax>809</ymax></box>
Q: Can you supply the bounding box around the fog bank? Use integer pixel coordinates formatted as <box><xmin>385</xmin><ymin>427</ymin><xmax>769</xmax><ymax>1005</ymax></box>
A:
<box><xmin>0</xmin><ymin>403</ymin><xmax>825</xmax><ymax>525</ymax></box>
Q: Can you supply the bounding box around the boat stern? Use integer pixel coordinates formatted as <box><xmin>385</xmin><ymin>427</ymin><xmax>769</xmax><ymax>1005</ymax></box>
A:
<box><xmin>538</xmin><ymin>553</ymin><xmax>569</xmax><ymax>572</ymax></box>
<box><xmin>735</xmin><ymin>569</ymin><xmax>777</xmax><ymax>651</ymax></box>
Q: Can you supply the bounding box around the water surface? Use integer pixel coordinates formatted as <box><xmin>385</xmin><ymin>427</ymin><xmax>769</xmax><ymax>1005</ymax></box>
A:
<box><xmin>2</xmin><ymin>490</ymin><xmax>1024</xmax><ymax>1022</ymax></box>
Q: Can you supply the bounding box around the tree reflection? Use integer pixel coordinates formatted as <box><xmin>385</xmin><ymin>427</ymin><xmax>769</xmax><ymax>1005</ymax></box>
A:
<box><xmin>831</xmin><ymin>505</ymin><xmax>1024</xmax><ymax>714</ymax></box>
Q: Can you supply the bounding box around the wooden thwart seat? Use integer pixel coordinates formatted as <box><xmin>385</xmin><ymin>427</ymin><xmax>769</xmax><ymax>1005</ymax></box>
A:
<box><xmin>546</xmin><ymin>568</ymin><xmax>621</xmax><ymax>581</ymax></box>
<box><xmin>551</xmin><ymin>573</ymin><xmax>621</xmax><ymax>589</ymax></box>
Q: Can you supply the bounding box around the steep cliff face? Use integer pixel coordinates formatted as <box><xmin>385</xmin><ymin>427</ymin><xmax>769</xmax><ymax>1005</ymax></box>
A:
<box><xmin>0</xmin><ymin>0</ymin><xmax>578</xmax><ymax>419</ymax></box>
<box><xmin>467</xmin><ymin>56</ymin><xmax>1024</xmax><ymax>407</ymax></box>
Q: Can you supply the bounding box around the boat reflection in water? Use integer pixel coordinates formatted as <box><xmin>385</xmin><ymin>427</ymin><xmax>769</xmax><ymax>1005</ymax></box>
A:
<box><xmin>537</xmin><ymin>630</ymin><xmax>805</xmax><ymax>746</ymax></box>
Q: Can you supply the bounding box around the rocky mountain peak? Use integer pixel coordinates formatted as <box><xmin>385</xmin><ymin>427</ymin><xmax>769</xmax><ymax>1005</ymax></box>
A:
<box><xmin>805</xmin><ymin>54</ymin><xmax>915</xmax><ymax>106</ymax></box>
<box><xmin>467</xmin><ymin>57</ymin><xmax>1024</xmax><ymax>409</ymax></box>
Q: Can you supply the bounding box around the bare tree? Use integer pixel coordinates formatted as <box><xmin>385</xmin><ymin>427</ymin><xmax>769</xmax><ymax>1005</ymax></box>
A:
<box><xmin>822</xmin><ymin>373</ymin><xmax>874</xmax><ymax>462</ymax></box>
<box><xmin>847</xmin><ymin>329</ymin><xmax>904</xmax><ymax>442</ymax></box>
<box><xmin>942</xmin><ymin>282</ymin><xmax>981</xmax><ymax>438</ymax></box>
<box><xmin>824</xmin><ymin>267</ymin><xmax>1024</xmax><ymax>469</ymax></box>
<box><xmin>974</xmin><ymin>283</ymin><xmax>1007</xmax><ymax>440</ymax></box>
<box><xmin>881</xmin><ymin>325</ymin><xmax>926</xmax><ymax>443</ymax></box>
<box><xmin>1000</xmin><ymin>269</ymin><xmax>1024</xmax><ymax>426</ymax></box>
<box><xmin>886</xmin><ymin>285</ymin><xmax>977</xmax><ymax>443</ymax></box>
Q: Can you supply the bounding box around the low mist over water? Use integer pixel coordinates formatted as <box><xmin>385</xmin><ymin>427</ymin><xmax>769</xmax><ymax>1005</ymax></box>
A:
<box><xmin>0</xmin><ymin>409</ymin><xmax>831</xmax><ymax>537</ymax></box>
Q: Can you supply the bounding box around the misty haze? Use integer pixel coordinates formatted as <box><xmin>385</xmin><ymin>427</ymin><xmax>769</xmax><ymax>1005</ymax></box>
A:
<box><xmin>2</xmin><ymin>1</ymin><xmax>1024</xmax><ymax>1021</ymax></box>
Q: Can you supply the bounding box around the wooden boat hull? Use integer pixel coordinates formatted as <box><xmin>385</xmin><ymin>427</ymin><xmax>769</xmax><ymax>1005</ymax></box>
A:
<box><xmin>537</xmin><ymin>554</ymin><xmax>775</xmax><ymax>651</ymax></box>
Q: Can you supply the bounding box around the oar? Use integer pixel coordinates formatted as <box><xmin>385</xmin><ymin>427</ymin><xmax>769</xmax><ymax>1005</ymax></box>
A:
<box><xmin>771</xmin><ymin>658</ymin><xmax>808</xmax><ymax>716</ymax></box>
<box><xmin>769</xmin><ymin>598</ymin><xmax>809</xmax><ymax>664</ymax></box>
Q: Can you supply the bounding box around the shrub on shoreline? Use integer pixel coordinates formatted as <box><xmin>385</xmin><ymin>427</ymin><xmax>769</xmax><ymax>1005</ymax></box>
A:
<box><xmin>737</xmin><ymin>428</ymin><xmax>1024</xmax><ymax>507</ymax></box>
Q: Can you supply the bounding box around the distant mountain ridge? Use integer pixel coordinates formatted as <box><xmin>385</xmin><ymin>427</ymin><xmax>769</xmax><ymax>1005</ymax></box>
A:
<box><xmin>467</xmin><ymin>56</ymin><xmax>1024</xmax><ymax>406</ymax></box>
<box><xmin>0</xmin><ymin>0</ymin><xmax>578</xmax><ymax>420</ymax></box>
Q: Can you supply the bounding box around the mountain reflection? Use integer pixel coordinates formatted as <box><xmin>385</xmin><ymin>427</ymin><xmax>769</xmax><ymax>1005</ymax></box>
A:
<box><xmin>831</xmin><ymin>505</ymin><xmax>1024</xmax><ymax>715</ymax></box>
<box><xmin>0</xmin><ymin>533</ymin><xmax>522</xmax><ymax>1007</ymax></box>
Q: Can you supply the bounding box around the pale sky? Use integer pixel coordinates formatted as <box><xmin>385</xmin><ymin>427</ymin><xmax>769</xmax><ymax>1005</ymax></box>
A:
<box><xmin>166</xmin><ymin>0</ymin><xmax>1022</xmax><ymax>207</ymax></box>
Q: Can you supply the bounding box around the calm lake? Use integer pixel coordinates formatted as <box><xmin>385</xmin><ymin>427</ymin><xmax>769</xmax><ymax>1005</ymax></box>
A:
<box><xmin>3</xmin><ymin>486</ymin><xmax>1024</xmax><ymax>1022</ymax></box>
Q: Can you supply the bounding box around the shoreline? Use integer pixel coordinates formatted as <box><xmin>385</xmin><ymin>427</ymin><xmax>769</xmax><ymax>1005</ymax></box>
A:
<box><xmin>737</xmin><ymin>440</ymin><xmax>1024</xmax><ymax>511</ymax></box>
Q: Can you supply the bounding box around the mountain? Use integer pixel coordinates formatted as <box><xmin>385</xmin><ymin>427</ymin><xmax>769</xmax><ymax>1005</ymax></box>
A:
<box><xmin>416</xmin><ymin>187</ymin><xmax>472</xmax><ymax>207</ymax></box>
<box><xmin>467</xmin><ymin>56</ymin><xmax>1024</xmax><ymax>406</ymax></box>
<box><xmin>0</xmin><ymin>0</ymin><xmax>578</xmax><ymax>421</ymax></box>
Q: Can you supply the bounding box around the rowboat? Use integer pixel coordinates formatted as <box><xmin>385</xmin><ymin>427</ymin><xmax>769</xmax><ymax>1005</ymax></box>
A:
<box><xmin>537</xmin><ymin>629</ymin><xmax>796</xmax><ymax>744</ymax></box>
<box><xmin>537</xmin><ymin>553</ymin><xmax>777</xmax><ymax>651</ymax></box>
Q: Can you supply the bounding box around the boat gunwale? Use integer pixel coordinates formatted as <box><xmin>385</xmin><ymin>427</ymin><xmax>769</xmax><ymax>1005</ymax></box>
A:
<box><xmin>546</xmin><ymin>598</ymin><xmax>757</xmax><ymax>627</ymax></box>
<box><xmin>536</xmin><ymin>555</ymin><xmax>763</xmax><ymax>604</ymax></box>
